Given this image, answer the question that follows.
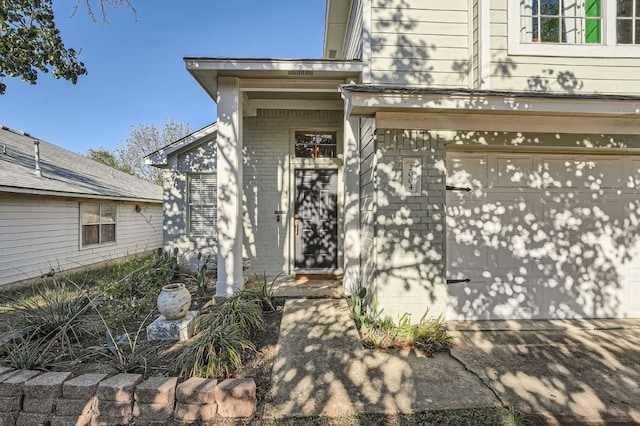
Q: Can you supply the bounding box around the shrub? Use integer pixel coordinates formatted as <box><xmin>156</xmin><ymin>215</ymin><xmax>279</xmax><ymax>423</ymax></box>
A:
<box><xmin>206</xmin><ymin>293</ymin><xmax>264</xmax><ymax>335</ymax></box>
<box><xmin>241</xmin><ymin>272</ymin><xmax>281</xmax><ymax>312</ymax></box>
<box><xmin>174</xmin><ymin>292</ymin><xmax>264</xmax><ymax>379</ymax></box>
<box><xmin>1</xmin><ymin>332</ymin><xmax>61</xmax><ymax>370</ymax></box>
<box><xmin>347</xmin><ymin>282</ymin><xmax>455</xmax><ymax>353</ymax></box>
<box><xmin>175</xmin><ymin>321</ymin><xmax>255</xmax><ymax>378</ymax></box>
<box><xmin>0</xmin><ymin>279</ymin><xmax>92</xmax><ymax>354</ymax></box>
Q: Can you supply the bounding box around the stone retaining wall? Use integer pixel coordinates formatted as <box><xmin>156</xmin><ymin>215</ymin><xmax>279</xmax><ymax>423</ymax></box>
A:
<box><xmin>0</xmin><ymin>367</ymin><xmax>256</xmax><ymax>425</ymax></box>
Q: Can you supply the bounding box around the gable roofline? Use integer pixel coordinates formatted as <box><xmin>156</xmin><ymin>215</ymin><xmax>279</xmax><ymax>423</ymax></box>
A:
<box><xmin>0</xmin><ymin>126</ymin><xmax>162</xmax><ymax>203</ymax></box>
<box><xmin>145</xmin><ymin>122</ymin><xmax>218</xmax><ymax>166</ymax></box>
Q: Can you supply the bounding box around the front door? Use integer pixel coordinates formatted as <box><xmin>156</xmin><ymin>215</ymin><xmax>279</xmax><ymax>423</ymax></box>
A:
<box><xmin>294</xmin><ymin>169</ymin><xmax>338</xmax><ymax>271</ymax></box>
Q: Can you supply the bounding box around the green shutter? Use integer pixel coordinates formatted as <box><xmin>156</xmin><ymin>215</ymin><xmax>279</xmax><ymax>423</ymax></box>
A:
<box><xmin>585</xmin><ymin>0</ymin><xmax>601</xmax><ymax>43</ymax></box>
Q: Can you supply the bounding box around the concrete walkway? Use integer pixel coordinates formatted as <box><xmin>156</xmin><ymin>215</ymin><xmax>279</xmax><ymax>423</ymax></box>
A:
<box><xmin>264</xmin><ymin>298</ymin><xmax>499</xmax><ymax>418</ymax></box>
<box><xmin>264</xmin><ymin>292</ymin><xmax>640</xmax><ymax>424</ymax></box>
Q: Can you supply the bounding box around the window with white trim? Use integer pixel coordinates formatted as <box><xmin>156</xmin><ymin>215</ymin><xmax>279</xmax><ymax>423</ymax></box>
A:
<box><xmin>294</xmin><ymin>131</ymin><xmax>338</xmax><ymax>158</ymax></box>
<box><xmin>617</xmin><ymin>0</ymin><xmax>640</xmax><ymax>44</ymax></box>
<box><xmin>510</xmin><ymin>0</ymin><xmax>640</xmax><ymax>56</ymax></box>
<box><xmin>81</xmin><ymin>203</ymin><xmax>116</xmax><ymax>247</ymax></box>
<box><xmin>187</xmin><ymin>173</ymin><xmax>217</xmax><ymax>238</ymax></box>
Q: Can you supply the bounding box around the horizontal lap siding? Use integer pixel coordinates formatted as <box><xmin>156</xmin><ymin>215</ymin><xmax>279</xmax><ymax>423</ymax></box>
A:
<box><xmin>0</xmin><ymin>194</ymin><xmax>161</xmax><ymax>287</ymax></box>
<box><xmin>359</xmin><ymin>118</ymin><xmax>376</xmax><ymax>290</ymax></box>
<box><xmin>489</xmin><ymin>0</ymin><xmax>640</xmax><ymax>94</ymax></box>
<box><xmin>343</xmin><ymin>0</ymin><xmax>363</xmax><ymax>59</ymax></box>
<box><xmin>370</xmin><ymin>1</ymin><xmax>470</xmax><ymax>88</ymax></box>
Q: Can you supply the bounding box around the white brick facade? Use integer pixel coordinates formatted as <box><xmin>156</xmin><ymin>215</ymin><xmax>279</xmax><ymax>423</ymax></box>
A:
<box><xmin>370</xmin><ymin>129</ymin><xmax>448</xmax><ymax>321</ymax></box>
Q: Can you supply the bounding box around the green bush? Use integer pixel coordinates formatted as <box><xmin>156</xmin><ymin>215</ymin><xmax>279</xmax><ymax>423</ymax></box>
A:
<box><xmin>241</xmin><ymin>272</ymin><xmax>281</xmax><ymax>312</ymax></box>
<box><xmin>206</xmin><ymin>293</ymin><xmax>264</xmax><ymax>335</ymax></box>
<box><xmin>175</xmin><ymin>291</ymin><xmax>264</xmax><ymax>379</ymax></box>
<box><xmin>175</xmin><ymin>321</ymin><xmax>255</xmax><ymax>378</ymax></box>
<box><xmin>0</xmin><ymin>279</ymin><xmax>92</xmax><ymax>353</ymax></box>
<box><xmin>347</xmin><ymin>282</ymin><xmax>455</xmax><ymax>353</ymax></box>
<box><xmin>1</xmin><ymin>332</ymin><xmax>61</xmax><ymax>370</ymax></box>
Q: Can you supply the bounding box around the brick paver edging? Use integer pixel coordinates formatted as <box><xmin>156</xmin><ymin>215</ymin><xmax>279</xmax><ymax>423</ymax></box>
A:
<box><xmin>0</xmin><ymin>369</ymin><xmax>256</xmax><ymax>425</ymax></box>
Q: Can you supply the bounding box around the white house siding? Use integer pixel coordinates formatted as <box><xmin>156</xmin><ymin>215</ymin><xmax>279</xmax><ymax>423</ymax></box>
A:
<box><xmin>343</xmin><ymin>0</ymin><xmax>364</xmax><ymax>59</ymax></box>
<box><xmin>489</xmin><ymin>0</ymin><xmax>640</xmax><ymax>95</ymax></box>
<box><xmin>0</xmin><ymin>193</ymin><xmax>161</xmax><ymax>288</ymax></box>
<box><xmin>370</xmin><ymin>1</ymin><xmax>470</xmax><ymax>87</ymax></box>
<box><xmin>472</xmin><ymin>0</ymin><xmax>480</xmax><ymax>88</ymax></box>
<box><xmin>243</xmin><ymin>109</ymin><xmax>344</xmax><ymax>276</ymax></box>
<box><xmin>359</xmin><ymin>118</ymin><xmax>376</xmax><ymax>294</ymax></box>
<box><xmin>370</xmin><ymin>129</ymin><xmax>448</xmax><ymax>321</ymax></box>
<box><xmin>162</xmin><ymin>137</ymin><xmax>217</xmax><ymax>271</ymax></box>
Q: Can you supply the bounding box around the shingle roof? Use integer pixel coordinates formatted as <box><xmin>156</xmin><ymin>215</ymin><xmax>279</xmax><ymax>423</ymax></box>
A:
<box><xmin>0</xmin><ymin>126</ymin><xmax>162</xmax><ymax>203</ymax></box>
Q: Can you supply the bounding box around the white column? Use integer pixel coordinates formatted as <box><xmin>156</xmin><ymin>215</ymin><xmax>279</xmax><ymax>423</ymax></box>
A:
<box><xmin>343</xmin><ymin>116</ymin><xmax>361</xmax><ymax>294</ymax></box>
<box><xmin>216</xmin><ymin>76</ymin><xmax>244</xmax><ymax>295</ymax></box>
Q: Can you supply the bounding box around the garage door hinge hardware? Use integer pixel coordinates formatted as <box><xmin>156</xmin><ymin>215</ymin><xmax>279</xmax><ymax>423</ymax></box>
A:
<box><xmin>446</xmin><ymin>185</ymin><xmax>472</xmax><ymax>192</ymax></box>
<box><xmin>446</xmin><ymin>278</ymin><xmax>471</xmax><ymax>285</ymax></box>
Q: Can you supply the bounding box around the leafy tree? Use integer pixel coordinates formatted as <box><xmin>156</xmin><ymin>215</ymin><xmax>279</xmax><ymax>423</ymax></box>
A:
<box><xmin>86</xmin><ymin>147</ymin><xmax>133</xmax><ymax>175</ymax></box>
<box><xmin>118</xmin><ymin>118</ymin><xmax>192</xmax><ymax>184</ymax></box>
<box><xmin>0</xmin><ymin>0</ymin><xmax>134</xmax><ymax>94</ymax></box>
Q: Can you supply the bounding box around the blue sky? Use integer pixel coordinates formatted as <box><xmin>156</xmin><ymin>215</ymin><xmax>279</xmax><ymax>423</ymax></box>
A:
<box><xmin>1</xmin><ymin>1</ymin><xmax>325</xmax><ymax>154</ymax></box>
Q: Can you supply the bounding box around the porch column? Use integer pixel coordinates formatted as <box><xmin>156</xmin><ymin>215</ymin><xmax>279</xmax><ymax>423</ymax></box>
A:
<box><xmin>216</xmin><ymin>76</ymin><xmax>244</xmax><ymax>295</ymax></box>
<box><xmin>343</xmin><ymin>117</ymin><xmax>361</xmax><ymax>293</ymax></box>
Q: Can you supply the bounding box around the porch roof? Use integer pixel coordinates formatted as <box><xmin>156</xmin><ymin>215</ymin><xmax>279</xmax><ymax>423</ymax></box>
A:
<box><xmin>184</xmin><ymin>58</ymin><xmax>362</xmax><ymax>107</ymax></box>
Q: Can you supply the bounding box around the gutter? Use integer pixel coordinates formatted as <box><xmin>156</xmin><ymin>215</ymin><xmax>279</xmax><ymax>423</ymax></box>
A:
<box><xmin>0</xmin><ymin>186</ymin><xmax>162</xmax><ymax>204</ymax></box>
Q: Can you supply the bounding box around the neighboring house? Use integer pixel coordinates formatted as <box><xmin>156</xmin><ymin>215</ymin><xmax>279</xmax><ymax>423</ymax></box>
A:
<box><xmin>147</xmin><ymin>0</ymin><xmax>640</xmax><ymax>321</ymax></box>
<box><xmin>0</xmin><ymin>126</ymin><xmax>163</xmax><ymax>289</ymax></box>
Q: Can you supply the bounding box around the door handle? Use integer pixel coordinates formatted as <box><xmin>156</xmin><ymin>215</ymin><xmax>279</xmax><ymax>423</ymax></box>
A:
<box><xmin>294</xmin><ymin>219</ymin><xmax>299</xmax><ymax>235</ymax></box>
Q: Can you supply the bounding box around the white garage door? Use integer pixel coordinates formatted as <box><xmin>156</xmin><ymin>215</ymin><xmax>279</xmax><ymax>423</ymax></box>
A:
<box><xmin>446</xmin><ymin>151</ymin><xmax>640</xmax><ymax>320</ymax></box>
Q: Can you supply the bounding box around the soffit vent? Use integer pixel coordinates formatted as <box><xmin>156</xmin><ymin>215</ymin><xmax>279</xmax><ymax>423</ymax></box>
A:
<box><xmin>287</xmin><ymin>70</ymin><xmax>314</xmax><ymax>76</ymax></box>
<box><xmin>328</xmin><ymin>49</ymin><xmax>337</xmax><ymax>59</ymax></box>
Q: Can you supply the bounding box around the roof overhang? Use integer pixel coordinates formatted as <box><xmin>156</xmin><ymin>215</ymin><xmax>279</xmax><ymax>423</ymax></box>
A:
<box><xmin>323</xmin><ymin>0</ymin><xmax>353</xmax><ymax>59</ymax></box>
<box><xmin>341</xmin><ymin>85</ymin><xmax>640</xmax><ymax>134</ymax></box>
<box><xmin>184</xmin><ymin>58</ymin><xmax>362</xmax><ymax>111</ymax></box>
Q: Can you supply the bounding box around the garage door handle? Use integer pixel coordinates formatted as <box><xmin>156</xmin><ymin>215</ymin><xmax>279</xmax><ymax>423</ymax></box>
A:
<box><xmin>446</xmin><ymin>185</ymin><xmax>472</xmax><ymax>192</ymax></box>
<box><xmin>446</xmin><ymin>278</ymin><xmax>471</xmax><ymax>285</ymax></box>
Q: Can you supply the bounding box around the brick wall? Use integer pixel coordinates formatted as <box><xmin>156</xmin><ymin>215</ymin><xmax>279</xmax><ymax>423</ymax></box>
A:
<box><xmin>0</xmin><ymin>369</ymin><xmax>256</xmax><ymax>425</ymax></box>
<box><xmin>371</xmin><ymin>129</ymin><xmax>448</xmax><ymax>321</ymax></box>
<box><xmin>243</xmin><ymin>109</ymin><xmax>344</xmax><ymax>275</ymax></box>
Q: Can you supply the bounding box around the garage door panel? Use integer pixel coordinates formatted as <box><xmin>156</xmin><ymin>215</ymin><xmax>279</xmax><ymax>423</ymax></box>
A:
<box><xmin>540</xmin><ymin>277</ymin><xmax>624</xmax><ymax>319</ymax></box>
<box><xmin>448</xmin><ymin>240</ymin><xmax>488</xmax><ymax>270</ymax></box>
<box><xmin>447</xmin><ymin>276</ymin><xmax>541</xmax><ymax>320</ymax></box>
<box><xmin>627</xmin><ymin>278</ymin><xmax>640</xmax><ymax>317</ymax></box>
<box><xmin>629</xmin><ymin>160</ymin><xmax>640</xmax><ymax>190</ymax></box>
<box><xmin>538</xmin><ymin>157</ymin><xmax>623</xmax><ymax>189</ymax></box>
<box><xmin>496</xmin><ymin>156</ymin><xmax>534</xmax><ymax>187</ymax></box>
<box><xmin>448</xmin><ymin>155</ymin><xmax>488</xmax><ymax>191</ymax></box>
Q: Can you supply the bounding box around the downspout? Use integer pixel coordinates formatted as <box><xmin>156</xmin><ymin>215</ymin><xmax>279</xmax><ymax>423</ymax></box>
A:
<box><xmin>33</xmin><ymin>141</ymin><xmax>42</xmax><ymax>177</ymax></box>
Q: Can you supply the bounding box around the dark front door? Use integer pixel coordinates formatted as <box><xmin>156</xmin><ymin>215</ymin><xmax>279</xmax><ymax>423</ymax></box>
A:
<box><xmin>294</xmin><ymin>169</ymin><xmax>338</xmax><ymax>270</ymax></box>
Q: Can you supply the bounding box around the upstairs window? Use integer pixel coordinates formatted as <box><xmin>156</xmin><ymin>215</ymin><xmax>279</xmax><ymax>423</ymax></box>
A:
<box><xmin>510</xmin><ymin>0</ymin><xmax>640</xmax><ymax>55</ymax></box>
<box><xmin>617</xmin><ymin>0</ymin><xmax>640</xmax><ymax>44</ymax></box>
<box><xmin>188</xmin><ymin>173</ymin><xmax>217</xmax><ymax>238</ymax></box>
<box><xmin>520</xmin><ymin>0</ymin><xmax>601</xmax><ymax>44</ymax></box>
<box><xmin>81</xmin><ymin>203</ymin><xmax>116</xmax><ymax>247</ymax></box>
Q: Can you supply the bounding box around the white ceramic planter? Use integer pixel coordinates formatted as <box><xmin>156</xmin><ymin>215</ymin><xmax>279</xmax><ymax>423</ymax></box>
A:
<box><xmin>157</xmin><ymin>283</ymin><xmax>191</xmax><ymax>320</ymax></box>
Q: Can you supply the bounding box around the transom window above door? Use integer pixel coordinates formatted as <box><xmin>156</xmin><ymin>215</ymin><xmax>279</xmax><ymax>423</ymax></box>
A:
<box><xmin>511</xmin><ymin>0</ymin><xmax>640</xmax><ymax>56</ymax></box>
<box><xmin>294</xmin><ymin>131</ymin><xmax>337</xmax><ymax>158</ymax></box>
